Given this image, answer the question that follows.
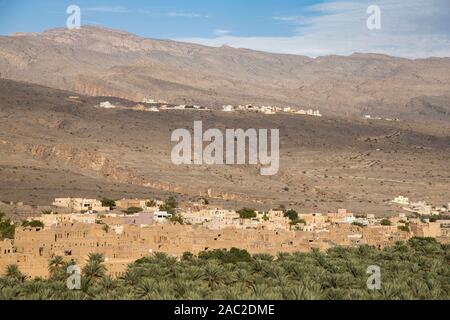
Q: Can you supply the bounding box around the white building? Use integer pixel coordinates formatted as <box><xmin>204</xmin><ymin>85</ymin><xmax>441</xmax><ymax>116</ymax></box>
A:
<box><xmin>222</xmin><ymin>105</ymin><xmax>235</xmax><ymax>112</ymax></box>
<box><xmin>99</xmin><ymin>101</ymin><xmax>117</xmax><ymax>109</ymax></box>
<box><xmin>53</xmin><ymin>198</ymin><xmax>110</xmax><ymax>212</ymax></box>
<box><xmin>153</xmin><ymin>211</ymin><xmax>172</xmax><ymax>223</ymax></box>
<box><xmin>410</xmin><ymin>201</ymin><xmax>434</xmax><ymax>215</ymax></box>
<box><xmin>392</xmin><ymin>196</ymin><xmax>410</xmax><ymax>206</ymax></box>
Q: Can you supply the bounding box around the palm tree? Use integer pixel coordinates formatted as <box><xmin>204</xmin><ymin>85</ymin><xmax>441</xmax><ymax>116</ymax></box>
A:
<box><xmin>122</xmin><ymin>268</ymin><xmax>142</xmax><ymax>286</ymax></box>
<box><xmin>134</xmin><ymin>278</ymin><xmax>173</xmax><ymax>300</ymax></box>
<box><xmin>48</xmin><ymin>255</ymin><xmax>65</xmax><ymax>280</ymax></box>
<box><xmin>82</xmin><ymin>253</ymin><xmax>107</xmax><ymax>286</ymax></box>
<box><xmin>250</xmin><ymin>283</ymin><xmax>269</xmax><ymax>300</ymax></box>
<box><xmin>202</xmin><ymin>262</ymin><xmax>226</xmax><ymax>289</ymax></box>
<box><xmin>172</xmin><ymin>277</ymin><xmax>197</xmax><ymax>298</ymax></box>
<box><xmin>0</xmin><ymin>286</ymin><xmax>23</xmax><ymax>300</ymax></box>
<box><xmin>5</xmin><ymin>264</ymin><xmax>26</xmax><ymax>282</ymax></box>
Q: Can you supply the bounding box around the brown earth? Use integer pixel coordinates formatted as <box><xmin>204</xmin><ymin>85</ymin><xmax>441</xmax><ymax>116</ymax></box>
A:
<box><xmin>0</xmin><ymin>26</ymin><xmax>449</xmax><ymax>123</ymax></box>
<box><xmin>0</xmin><ymin>78</ymin><xmax>449</xmax><ymax>215</ymax></box>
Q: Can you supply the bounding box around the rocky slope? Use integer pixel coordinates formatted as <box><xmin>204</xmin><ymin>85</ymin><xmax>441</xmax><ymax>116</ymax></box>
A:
<box><xmin>0</xmin><ymin>26</ymin><xmax>449</xmax><ymax>122</ymax></box>
<box><xmin>0</xmin><ymin>78</ymin><xmax>449</xmax><ymax>213</ymax></box>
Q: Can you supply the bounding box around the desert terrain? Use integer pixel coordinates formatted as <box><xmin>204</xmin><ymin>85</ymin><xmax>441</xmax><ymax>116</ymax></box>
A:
<box><xmin>0</xmin><ymin>78</ymin><xmax>448</xmax><ymax>216</ymax></box>
<box><xmin>0</xmin><ymin>26</ymin><xmax>450</xmax><ymax>123</ymax></box>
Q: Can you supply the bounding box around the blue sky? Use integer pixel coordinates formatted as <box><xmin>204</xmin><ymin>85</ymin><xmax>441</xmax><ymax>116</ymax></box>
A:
<box><xmin>0</xmin><ymin>0</ymin><xmax>449</xmax><ymax>58</ymax></box>
<box><xmin>0</xmin><ymin>0</ymin><xmax>319</xmax><ymax>38</ymax></box>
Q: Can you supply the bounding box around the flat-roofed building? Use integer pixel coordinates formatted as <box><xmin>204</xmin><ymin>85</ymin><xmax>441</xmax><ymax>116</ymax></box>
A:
<box><xmin>53</xmin><ymin>198</ymin><xmax>110</xmax><ymax>212</ymax></box>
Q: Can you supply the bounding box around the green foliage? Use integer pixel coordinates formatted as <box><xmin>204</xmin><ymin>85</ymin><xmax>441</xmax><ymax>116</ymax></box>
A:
<box><xmin>198</xmin><ymin>248</ymin><xmax>252</xmax><ymax>264</ymax></box>
<box><xmin>353</xmin><ymin>222</ymin><xmax>366</xmax><ymax>228</ymax></box>
<box><xmin>417</xmin><ymin>214</ymin><xmax>450</xmax><ymax>221</ymax></box>
<box><xmin>41</xmin><ymin>210</ymin><xmax>52</xmax><ymax>215</ymax></box>
<box><xmin>145</xmin><ymin>200</ymin><xmax>157</xmax><ymax>207</ymax></box>
<box><xmin>181</xmin><ymin>252</ymin><xmax>194</xmax><ymax>261</ymax></box>
<box><xmin>0</xmin><ymin>239</ymin><xmax>448</xmax><ymax>300</ymax></box>
<box><xmin>123</xmin><ymin>207</ymin><xmax>143</xmax><ymax>215</ymax></box>
<box><xmin>82</xmin><ymin>253</ymin><xmax>107</xmax><ymax>286</ymax></box>
<box><xmin>0</xmin><ymin>214</ymin><xmax>15</xmax><ymax>240</ymax></box>
<box><xmin>381</xmin><ymin>219</ymin><xmax>392</xmax><ymax>226</ymax></box>
<box><xmin>101</xmin><ymin>198</ymin><xmax>116</xmax><ymax>209</ymax></box>
<box><xmin>22</xmin><ymin>220</ymin><xmax>44</xmax><ymax>228</ymax></box>
<box><xmin>5</xmin><ymin>264</ymin><xmax>26</xmax><ymax>282</ymax></box>
<box><xmin>169</xmin><ymin>214</ymin><xmax>184</xmax><ymax>225</ymax></box>
<box><xmin>283</xmin><ymin>208</ymin><xmax>305</xmax><ymax>225</ymax></box>
<box><xmin>398</xmin><ymin>225</ymin><xmax>410</xmax><ymax>232</ymax></box>
<box><xmin>159</xmin><ymin>196</ymin><xmax>178</xmax><ymax>215</ymax></box>
<box><xmin>237</xmin><ymin>208</ymin><xmax>256</xmax><ymax>219</ymax></box>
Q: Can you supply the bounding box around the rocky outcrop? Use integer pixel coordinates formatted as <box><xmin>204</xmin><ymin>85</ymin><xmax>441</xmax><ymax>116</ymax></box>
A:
<box><xmin>1</xmin><ymin>26</ymin><xmax>450</xmax><ymax>122</ymax></box>
<box><xmin>72</xmin><ymin>76</ymin><xmax>138</xmax><ymax>101</ymax></box>
<box><xmin>0</xmin><ymin>140</ymin><xmax>258</xmax><ymax>203</ymax></box>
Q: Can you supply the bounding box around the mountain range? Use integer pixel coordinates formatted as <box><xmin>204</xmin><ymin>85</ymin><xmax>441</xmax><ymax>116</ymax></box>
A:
<box><xmin>1</xmin><ymin>26</ymin><xmax>449</xmax><ymax>123</ymax></box>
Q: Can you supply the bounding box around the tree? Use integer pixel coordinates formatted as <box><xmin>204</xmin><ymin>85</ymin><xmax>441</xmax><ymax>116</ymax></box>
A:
<box><xmin>284</xmin><ymin>209</ymin><xmax>299</xmax><ymax>222</ymax></box>
<box><xmin>48</xmin><ymin>256</ymin><xmax>65</xmax><ymax>280</ymax></box>
<box><xmin>101</xmin><ymin>197</ymin><xmax>116</xmax><ymax>209</ymax></box>
<box><xmin>202</xmin><ymin>262</ymin><xmax>226</xmax><ymax>289</ymax></box>
<box><xmin>22</xmin><ymin>220</ymin><xmax>44</xmax><ymax>228</ymax></box>
<box><xmin>145</xmin><ymin>200</ymin><xmax>157</xmax><ymax>207</ymax></box>
<box><xmin>181</xmin><ymin>252</ymin><xmax>194</xmax><ymax>261</ymax></box>
<box><xmin>82</xmin><ymin>253</ymin><xmax>107</xmax><ymax>286</ymax></box>
<box><xmin>169</xmin><ymin>214</ymin><xmax>184</xmax><ymax>225</ymax></box>
<box><xmin>238</xmin><ymin>208</ymin><xmax>256</xmax><ymax>219</ymax></box>
<box><xmin>165</xmin><ymin>196</ymin><xmax>178</xmax><ymax>209</ymax></box>
<box><xmin>5</xmin><ymin>264</ymin><xmax>26</xmax><ymax>282</ymax></box>
<box><xmin>159</xmin><ymin>196</ymin><xmax>178</xmax><ymax>215</ymax></box>
<box><xmin>381</xmin><ymin>219</ymin><xmax>392</xmax><ymax>226</ymax></box>
<box><xmin>199</xmin><ymin>248</ymin><xmax>251</xmax><ymax>264</ymax></box>
<box><xmin>353</xmin><ymin>222</ymin><xmax>366</xmax><ymax>228</ymax></box>
<box><xmin>0</xmin><ymin>215</ymin><xmax>15</xmax><ymax>240</ymax></box>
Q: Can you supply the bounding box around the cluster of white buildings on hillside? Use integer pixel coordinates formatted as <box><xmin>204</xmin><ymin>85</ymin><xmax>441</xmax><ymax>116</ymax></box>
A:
<box><xmin>363</xmin><ymin>115</ymin><xmax>399</xmax><ymax>121</ymax></box>
<box><xmin>222</xmin><ymin>104</ymin><xmax>322</xmax><ymax>116</ymax></box>
<box><xmin>95</xmin><ymin>98</ymin><xmax>322</xmax><ymax>117</ymax></box>
<box><xmin>391</xmin><ymin>196</ymin><xmax>450</xmax><ymax>216</ymax></box>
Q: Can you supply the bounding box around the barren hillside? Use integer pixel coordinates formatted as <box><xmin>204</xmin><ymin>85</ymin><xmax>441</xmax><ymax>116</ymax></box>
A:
<box><xmin>0</xmin><ymin>26</ymin><xmax>450</xmax><ymax>122</ymax></box>
<box><xmin>0</xmin><ymin>79</ymin><xmax>449</xmax><ymax>214</ymax></box>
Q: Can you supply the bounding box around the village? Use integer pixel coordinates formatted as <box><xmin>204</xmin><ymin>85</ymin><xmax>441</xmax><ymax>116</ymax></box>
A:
<box><xmin>0</xmin><ymin>195</ymin><xmax>448</xmax><ymax>279</ymax></box>
<box><xmin>96</xmin><ymin>98</ymin><xmax>323</xmax><ymax>117</ymax></box>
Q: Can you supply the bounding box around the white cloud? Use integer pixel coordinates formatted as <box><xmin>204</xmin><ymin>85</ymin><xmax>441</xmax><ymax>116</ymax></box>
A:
<box><xmin>84</xmin><ymin>6</ymin><xmax>129</xmax><ymax>13</ymax></box>
<box><xmin>272</xmin><ymin>16</ymin><xmax>302</xmax><ymax>22</ymax></box>
<box><xmin>178</xmin><ymin>0</ymin><xmax>450</xmax><ymax>58</ymax></box>
<box><xmin>167</xmin><ymin>12</ymin><xmax>209</xmax><ymax>18</ymax></box>
<box><xmin>214</xmin><ymin>29</ymin><xmax>231</xmax><ymax>36</ymax></box>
